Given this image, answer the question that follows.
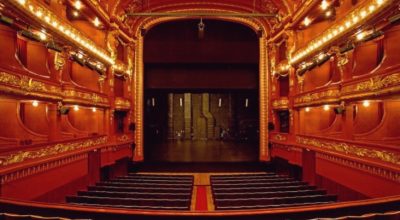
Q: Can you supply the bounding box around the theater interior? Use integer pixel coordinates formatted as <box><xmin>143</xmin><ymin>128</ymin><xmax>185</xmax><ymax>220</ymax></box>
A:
<box><xmin>0</xmin><ymin>0</ymin><xmax>399</xmax><ymax>219</ymax></box>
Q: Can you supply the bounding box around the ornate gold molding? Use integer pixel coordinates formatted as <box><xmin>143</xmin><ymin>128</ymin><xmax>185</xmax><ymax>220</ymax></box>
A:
<box><xmin>272</xmin><ymin>97</ymin><xmax>289</xmax><ymax>110</ymax></box>
<box><xmin>317</xmin><ymin>152</ymin><xmax>400</xmax><ymax>183</ymax></box>
<box><xmin>0</xmin><ymin>136</ymin><xmax>107</xmax><ymax>167</ymax></box>
<box><xmin>342</xmin><ymin>73</ymin><xmax>400</xmax><ymax>100</ymax></box>
<box><xmin>296</xmin><ymin>136</ymin><xmax>400</xmax><ymax>166</ymax></box>
<box><xmin>115</xmin><ymin>97</ymin><xmax>131</xmax><ymax>110</ymax></box>
<box><xmin>273</xmin><ymin>133</ymin><xmax>288</xmax><ymax>141</ymax></box>
<box><xmin>0</xmin><ymin>153</ymin><xmax>87</xmax><ymax>184</ymax></box>
<box><xmin>294</xmin><ymin>87</ymin><xmax>340</xmax><ymax>107</ymax></box>
<box><xmin>0</xmin><ymin>71</ymin><xmax>62</xmax><ymax>100</ymax></box>
<box><xmin>62</xmin><ymin>88</ymin><xmax>109</xmax><ymax>107</ymax></box>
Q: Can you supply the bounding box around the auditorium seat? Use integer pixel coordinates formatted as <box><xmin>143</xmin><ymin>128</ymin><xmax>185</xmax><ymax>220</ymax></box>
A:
<box><xmin>67</xmin><ymin>174</ymin><xmax>193</xmax><ymax>210</ymax></box>
<box><xmin>211</xmin><ymin>173</ymin><xmax>337</xmax><ymax>210</ymax></box>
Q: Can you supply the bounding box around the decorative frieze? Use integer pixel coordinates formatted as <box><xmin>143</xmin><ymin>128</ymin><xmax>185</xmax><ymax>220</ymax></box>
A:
<box><xmin>62</xmin><ymin>88</ymin><xmax>109</xmax><ymax>107</ymax></box>
<box><xmin>0</xmin><ymin>153</ymin><xmax>87</xmax><ymax>184</ymax></box>
<box><xmin>272</xmin><ymin>97</ymin><xmax>289</xmax><ymax>110</ymax></box>
<box><xmin>0</xmin><ymin>136</ymin><xmax>107</xmax><ymax>167</ymax></box>
<box><xmin>342</xmin><ymin>73</ymin><xmax>400</xmax><ymax>100</ymax></box>
<box><xmin>294</xmin><ymin>88</ymin><xmax>340</xmax><ymax>107</ymax></box>
<box><xmin>0</xmin><ymin>71</ymin><xmax>62</xmax><ymax>100</ymax></box>
<box><xmin>318</xmin><ymin>152</ymin><xmax>400</xmax><ymax>183</ymax></box>
<box><xmin>271</xmin><ymin>133</ymin><xmax>288</xmax><ymax>142</ymax></box>
<box><xmin>296</xmin><ymin>136</ymin><xmax>400</xmax><ymax>166</ymax></box>
<box><xmin>115</xmin><ymin>97</ymin><xmax>131</xmax><ymax>110</ymax></box>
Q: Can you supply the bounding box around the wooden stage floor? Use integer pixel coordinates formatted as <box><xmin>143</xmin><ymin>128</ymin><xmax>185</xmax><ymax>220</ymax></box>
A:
<box><xmin>144</xmin><ymin>140</ymin><xmax>259</xmax><ymax>162</ymax></box>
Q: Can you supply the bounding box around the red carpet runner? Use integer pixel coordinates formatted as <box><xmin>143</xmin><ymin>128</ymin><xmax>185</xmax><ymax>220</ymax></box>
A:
<box><xmin>195</xmin><ymin>186</ymin><xmax>208</xmax><ymax>211</ymax></box>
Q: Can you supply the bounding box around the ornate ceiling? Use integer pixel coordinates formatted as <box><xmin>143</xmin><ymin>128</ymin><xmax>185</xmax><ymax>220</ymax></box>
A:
<box><xmin>106</xmin><ymin>0</ymin><xmax>302</xmax><ymax>36</ymax></box>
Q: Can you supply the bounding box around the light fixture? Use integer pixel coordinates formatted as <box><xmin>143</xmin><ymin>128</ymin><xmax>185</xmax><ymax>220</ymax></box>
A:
<box><xmin>72</xmin><ymin>10</ymin><xmax>79</xmax><ymax>17</ymax></box>
<box><xmin>289</xmin><ymin>0</ymin><xmax>391</xmax><ymax>65</ymax></box>
<box><xmin>10</xmin><ymin>0</ymin><xmax>115</xmax><ymax>65</ymax></box>
<box><xmin>321</xmin><ymin>0</ymin><xmax>329</xmax><ymax>10</ymax></box>
<box><xmin>93</xmin><ymin>17</ymin><xmax>100</xmax><ymax>27</ymax></box>
<box><xmin>303</xmin><ymin>17</ymin><xmax>312</xmax><ymax>27</ymax></box>
<box><xmin>32</xmin><ymin>100</ymin><xmax>39</xmax><ymax>107</ymax></box>
<box><xmin>92</xmin><ymin>107</ymin><xmax>96</xmax><ymax>112</ymax></box>
<box><xmin>151</xmin><ymin>98</ymin><xmax>156</xmax><ymax>107</ymax></box>
<box><xmin>73</xmin><ymin>0</ymin><xmax>82</xmax><ymax>10</ymax></box>
<box><xmin>305</xmin><ymin>107</ymin><xmax>310</xmax><ymax>112</ymax></box>
<box><xmin>245</xmin><ymin>98</ymin><xmax>249</xmax><ymax>108</ymax></box>
<box><xmin>325</xmin><ymin>10</ymin><xmax>333</xmax><ymax>17</ymax></box>
<box><xmin>198</xmin><ymin>18</ymin><xmax>205</xmax><ymax>39</ymax></box>
<box><xmin>218</xmin><ymin>98</ymin><xmax>222</xmax><ymax>107</ymax></box>
<box><xmin>323</xmin><ymin>105</ymin><xmax>330</xmax><ymax>111</ymax></box>
<box><xmin>356</xmin><ymin>31</ymin><xmax>365</xmax><ymax>40</ymax></box>
<box><xmin>38</xmin><ymin>29</ymin><xmax>46</xmax><ymax>41</ymax></box>
<box><xmin>74</xmin><ymin>105</ymin><xmax>79</xmax><ymax>111</ymax></box>
<box><xmin>362</xmin><ymin>100</ymin><xmax>370</xmax><ymax>107</ymax></box>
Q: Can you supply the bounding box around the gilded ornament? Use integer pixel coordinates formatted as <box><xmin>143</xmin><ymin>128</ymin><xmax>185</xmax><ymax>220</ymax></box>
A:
<box><xmin>0</xmin><ymin>136</ymin><xmax>108</xmax><ymax>167</ymax></box>
<box><xmin>296</xmin><ymin>136</ymin><xmax>400</xmax><ymax>165</ymax></box>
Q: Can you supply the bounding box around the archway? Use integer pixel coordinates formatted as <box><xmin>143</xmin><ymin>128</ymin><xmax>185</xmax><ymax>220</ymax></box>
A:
<box><xmin>132</xmin><ymin>14</ymin><xmax>269</xmax><ymax>162</ymax></box>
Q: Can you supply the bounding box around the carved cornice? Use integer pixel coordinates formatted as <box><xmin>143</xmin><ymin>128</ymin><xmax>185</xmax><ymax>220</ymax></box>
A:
<box><xmin>0</xmin><ymin>71</ymin><xmax>62</xmax><ymax>100</ymax></box>
<box><xmin>0</xmin><ymin>153</ymin><xmax>87</xmax><ymax>184</ymax></box>
<box><xmin>114</xmin><ymin>97</ymin><xmax>131</xmax><ymax>110</ymax></box>
<box><xmin>0</xmin><ymin>136</ymin><xmax>107</xmax><ymax>167</ymax></box>
<box><xmin>296</xmin><ymin>136</ymin><xmax>400</xmax><ymax>166</ymax></box>
<box><xmin>272</xmin><ymin>97</ymin><xmax>289</xmax><ymax>110</ymax></box>
<box><xmin>342</xmin><ymin>72</ymin><xmax>400</xmax><ymax>100</ymax></box>
<box><xmin>62</xmin><ymin>88</ymin><xmax>109</xmax><ymax>107</ymax></box>
<box><xmin>294</xmin><ymin>87</ymin><xmax>340</xmax><ymax>107</ymax></box>
<box><xmin>271</xmin><ymin>133</ymin><xmax>288</xmax><ymax>142</ymax></box>
<box><xmin>317</xmin><ymin>152</ymin><xmax>400</xmax><ymax>183</ymax></box>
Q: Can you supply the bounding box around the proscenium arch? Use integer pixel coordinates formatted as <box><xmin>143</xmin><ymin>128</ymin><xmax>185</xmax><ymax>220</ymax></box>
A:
<box><xmin>131</xmin><ymin>13</ymin><xmax>270</xmax><ymax>162</ymax></box>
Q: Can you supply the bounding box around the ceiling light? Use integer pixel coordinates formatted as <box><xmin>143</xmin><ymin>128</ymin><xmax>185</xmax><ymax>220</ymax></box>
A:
<box><xmin>303</xmin><ymin>17</ymin><xmax>311</xmax><ymax>26</ymax></box>
<box><xmin>321</xmin><ymin>0</ymin><xmax>329</xmax><ymax>10</ymax></box>
<box><xmin>325</xmin><ymin>10</ymin><xmax>332</xmax><ymax>17</ymax></box>
<box><xmin>74</xmin><ymin>0</ymin><xmax>82</xmax><ymax>10</ymax></box>
<box><xmin>93</xmin><ymin>17</ymin><xmax>100</xmax><ymax>27</ymax></box>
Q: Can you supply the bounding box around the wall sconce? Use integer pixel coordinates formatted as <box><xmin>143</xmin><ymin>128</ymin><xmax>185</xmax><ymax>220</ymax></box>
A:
<box><xmin>305</xmin><ymin>107</ymin><xmax>310</xmax><ymax>112</ymax></box>
<box><xmin>362</xmin><ymin>100</ymin><xmax>370</xmax><ymax>107</ymax></box>
<box><xmin>32</xmin><ymin>100</ymin><xmax>39</xmax><ymax>107</ymax></box>
<box><xmin>92</xmin><ymin>107</ymin><xmax>96</xmax><ymax>112</ymax></box>
<box><xmin>218</xmin><ymin>98</ymin><xmax>222</xmax><ymax>107</ymax></box>
<box><xmin>151</xmin><ymin>98</ymin><xmax>156</xmax><ymax>107</ymax></box>
<box><xmin>179</xmin><ymin>98</ymin><xmax>183</xmax><ymax>107</ymax></box>
<box><xmin>245</xmin><ymin>98</ymin><xmax>249</xmax><ymax>108</ymax></box>
<box><xmin>73</xmin><ymin>105</ymin><xmax>79</xmax><ymax>111</ymax></box>
<box><xmin>323</xmin><ymin>105</ymin><xmax>330</xmax><ymax>111</ymax></box>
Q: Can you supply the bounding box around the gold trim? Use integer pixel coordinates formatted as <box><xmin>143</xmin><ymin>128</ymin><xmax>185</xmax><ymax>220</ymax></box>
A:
<box><xmin>294</xmin><ymin>88</ymin><xmax>340</xmax><ymax>107</ymax></box>
<box><xmin>296</xmin><ymin>136</ymin><xmax>400</xmax><ymax>166</ymax></box>
<box><xmin>0</xmin><ymin>71</ymin><xmax>62</xmax><ymax>100</ymax></box>
<box><xmin>0</xmin><ymin>136</ymin><xmax>107</xmax><ymax>167</ymax></box>
<box><xmin>272</xmin><ymin>97</ymin><xmax>289</xmax><ymax>109</ymax></box>
<box><xmin>114</xmin><ymin>97</ymin><xmax>131</xmax><ymax>110</ymax></box>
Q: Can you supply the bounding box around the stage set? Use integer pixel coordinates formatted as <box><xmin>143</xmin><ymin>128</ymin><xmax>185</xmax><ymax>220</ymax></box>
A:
<box><xmin>0</xmin><ymin>0</ymin><xmax>399</xmax><ymax>219</ymax></box>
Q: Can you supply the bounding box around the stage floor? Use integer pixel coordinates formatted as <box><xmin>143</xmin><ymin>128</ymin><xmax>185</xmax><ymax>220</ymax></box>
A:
<box><xmin>144</xmin><ymin>140</ymin><xmax>259</xmax><ymax>162</ymax></box>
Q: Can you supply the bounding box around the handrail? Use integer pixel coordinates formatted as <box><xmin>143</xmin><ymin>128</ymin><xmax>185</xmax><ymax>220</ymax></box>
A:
<box><xmin>0</xmin><ymin>196</ymin><xmax>399</xmax><ymax>219</ymax></box>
